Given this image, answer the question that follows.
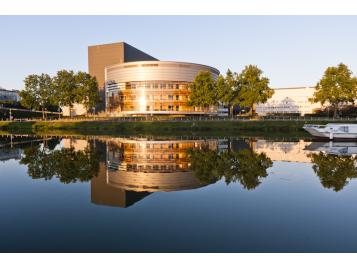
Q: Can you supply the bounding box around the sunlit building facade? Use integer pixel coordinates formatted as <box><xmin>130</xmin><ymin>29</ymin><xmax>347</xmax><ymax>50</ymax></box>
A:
<box><xmin>256</xmin><ymin>86</ymin><xmax>323</xmax><ymax>116</ymax></box>
<box><xmin>86</xmin><ymin>42</ymin><xmax>221</xmax><ymax>116</ymax></box>
<box><xmin>105</xmin><ymin>61</ymin><xmax>220</xmax><ymax>115</ymax></box>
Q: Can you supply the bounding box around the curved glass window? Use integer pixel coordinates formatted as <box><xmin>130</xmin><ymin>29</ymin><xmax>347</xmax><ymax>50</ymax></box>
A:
<box><xmin>106</xmin><ymin>80</ymin><xmax>193</xmax><ymax>114</ymax></box>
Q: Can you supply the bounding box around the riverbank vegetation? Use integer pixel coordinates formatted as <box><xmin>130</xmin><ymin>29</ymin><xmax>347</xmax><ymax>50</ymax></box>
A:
<box><xmin>0</xmin><ymin>119</ymin><xmax>353</xmax><ymax>137</ymax></box>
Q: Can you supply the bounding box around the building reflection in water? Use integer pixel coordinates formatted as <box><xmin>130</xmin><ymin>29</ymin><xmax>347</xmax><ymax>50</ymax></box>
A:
<box><xmin>5</xmin><ymin>134</ymin><xmax>357</xmax><ymax>205</ymax></box>
<box><xmin>91</xmin><ymin>138</ymin><xmax>220</xmax><ymax>208</ymax></box>
<box><xmin>252</xmin><ymin>139</ymin><xmax>313</xmax><ymax>163</ymax></box>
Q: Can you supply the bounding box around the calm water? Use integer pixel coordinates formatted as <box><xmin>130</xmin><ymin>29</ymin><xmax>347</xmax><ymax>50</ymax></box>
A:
<box><xmin>1</xmin><ymin>134</ymin><xmax>357</xmax><ymax>252</ymax></box>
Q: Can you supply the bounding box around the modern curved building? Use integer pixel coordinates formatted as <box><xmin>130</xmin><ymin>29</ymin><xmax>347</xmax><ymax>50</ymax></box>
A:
<box><xmin>88</xmin><ymin>42</ymin><xmax>220</xmax><ymax>116</ymax></box>
<box><xmin>105</xmin><ymin>61</ymin><xmax>220</xmax><ymax>115</ymax></box>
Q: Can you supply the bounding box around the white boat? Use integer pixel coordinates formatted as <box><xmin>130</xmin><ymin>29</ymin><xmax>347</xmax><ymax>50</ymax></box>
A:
<box><xmin>303</xmin><ymin>123</ymin><xmax>357</xmax><ymax>140</ymax></box>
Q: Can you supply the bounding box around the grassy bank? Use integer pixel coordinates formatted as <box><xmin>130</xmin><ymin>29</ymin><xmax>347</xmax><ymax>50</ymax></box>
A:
<box><xmin>0</xmin><ymin>119</ymin><xmax>352</xmax><ymax>137</ymax></box>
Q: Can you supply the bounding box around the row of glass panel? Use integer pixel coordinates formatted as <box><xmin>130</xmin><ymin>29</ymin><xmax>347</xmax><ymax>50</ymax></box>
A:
<box><xmin>106</xmin><ymin>81</ymin><xmax>189</xmax><ymax>91</ymax></box>
<box><xmin>107</xmin><ymin>93</ymin><xmax>186</xmax><ymax>101</ymax></box>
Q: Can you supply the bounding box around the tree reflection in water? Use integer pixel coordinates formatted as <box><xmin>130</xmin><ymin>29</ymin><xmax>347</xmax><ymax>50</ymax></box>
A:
<box><xmin>20</xmin><ymin>140</ymin><xmax>100</xmax><ymax>184</ymax></box>
<box><xmin>188</xmin><ymin>145</ymin><xmax>273</xmax><ymax>190</ymax></box>
<box><xmin>19</xmin><ymin>137</ymin><xmax>273</xmax><ymax>190</ymax></box>
<box><xmin>309</xmin><ymin>152</ymin><xmax>357</xmax><ymax>192</ymax></box>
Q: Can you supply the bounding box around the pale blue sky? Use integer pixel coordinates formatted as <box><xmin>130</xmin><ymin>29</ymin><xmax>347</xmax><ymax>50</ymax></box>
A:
<box><xmin>1</xmin><ymin>16</ymin><xmax>357</xmax><ymax>90</ymax></box>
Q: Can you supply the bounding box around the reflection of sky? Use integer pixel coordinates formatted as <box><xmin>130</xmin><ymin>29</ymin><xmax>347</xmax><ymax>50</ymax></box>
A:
<box><xmin>2</xmin><ymin>149</ymin><xmax>357</xmax><ymax>252</ymax></box>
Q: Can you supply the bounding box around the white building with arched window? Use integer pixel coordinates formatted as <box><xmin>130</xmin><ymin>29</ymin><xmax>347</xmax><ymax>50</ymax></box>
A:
<box><xmin>256</xmin><ymin>86</ymin><xmax>322</xmax><ymax>115</ymax></box>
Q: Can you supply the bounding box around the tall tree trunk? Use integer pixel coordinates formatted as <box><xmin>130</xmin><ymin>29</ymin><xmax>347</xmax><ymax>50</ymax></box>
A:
<box><xmin>333</xmin><ymin>105</ymin><xmax>337</xmax><ymax>118</ymax></box>
<box><xmin>251</xmin><ymin>103</ymin><xmax>256</xmax><ymax>116</ymax></box>
<box><xmin>249</xmin><ymin>106</ymin><xmax>254</xmax><ymax>116</ymax></box>
<box><xmin>70</xmin><ymin>104</ymin><xmax>73</xmax><ymax>119</ymax></box>
<box><xmin>42</xmin><ymin>108</ymin><xmax>45</xmax><ymax>120</ymax></box>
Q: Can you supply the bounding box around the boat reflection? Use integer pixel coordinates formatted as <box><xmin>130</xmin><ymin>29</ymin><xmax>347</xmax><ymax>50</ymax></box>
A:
<box><xmin>304</xmin><ymin>141</ymin><xmax>357</xmax><ymax>156</ymax></box>
<box><xmin>304</xmin><ymin>141</ymin><xmax>357</xmax><ymax>191</ymax></box>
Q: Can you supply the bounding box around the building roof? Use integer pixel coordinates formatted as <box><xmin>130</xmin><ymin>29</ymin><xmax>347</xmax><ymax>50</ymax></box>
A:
<box><xmin>273</xmin><ymin>86</ymin><xmax>315</xmax><ymax>90</ymax></box>
<box><xmin>106</xmin><ymin>60</ymin><xmax>220</xmax><ymax>75</ymax></box>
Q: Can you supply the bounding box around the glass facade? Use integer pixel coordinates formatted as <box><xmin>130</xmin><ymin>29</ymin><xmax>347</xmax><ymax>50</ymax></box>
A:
<box><xmin>106</xmin><ymin>81</ymin><xmax>193</xmax><ymax>114</ymax></box>
<box><xmin>106</xmin><ymin>138</ymin><xmax>218</xmax><ymax>174</ymax></box>
<box><xmin>105</xmin><ymin>61</ymin><xmax>220</xmax><ymax>115</ymax></box>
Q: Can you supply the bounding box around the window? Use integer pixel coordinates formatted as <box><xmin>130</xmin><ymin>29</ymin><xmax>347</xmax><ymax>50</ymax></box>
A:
<box><xmin>168</xmin><ymin>105</ymin><xmax>173</xmax><ymax>111</ymax></box>
<box><xmin>168</xmin><ymin>95</ymin><xmax>173</xmax><ymax>100</ymax></box>
<box><xmin>176</xmin><ymin>95</ymin><xmax>179</xmax><ymax>100</ymax></box>
<box><xmin>176</xmin><ymin>84</ymin><xmax>179</xmax><ymax>89</ymax></box>
<box><xmin>176</xmin><ymin>105</ymin><xmax>179</xmax><ymax>111</ymax></box>
<box><xmin>339</xmin><ymin>126</ymin><xmax>349</xmax><ymax>132</ymax></box>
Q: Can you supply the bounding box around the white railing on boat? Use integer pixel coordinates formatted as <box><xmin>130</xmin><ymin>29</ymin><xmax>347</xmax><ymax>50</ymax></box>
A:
<box><xmin>303</xmin><ymin>124</ymin><xmax>326</xmax><ymax>128</ymax></box>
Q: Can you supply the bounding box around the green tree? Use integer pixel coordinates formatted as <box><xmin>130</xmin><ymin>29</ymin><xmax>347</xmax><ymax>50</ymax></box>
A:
<box><xmin>20</xmin><ymin>74</ymin><xmax>55</xmax><ymax>119</ymax></box>
<box><xmin>310</xmin><ymin>63</ymin><xmax>357</xmax><ymax>118</ymax></box>
<box><xmin>52</xmin><ymin>70</ymin><xmax>79</xmax><ymax>118</ymax></box>
<box><xmin>76</xmin><ymin>71</ymin><xmax>100</xmax><ymax>115</ymax></box>
<box><xmin>19</xmin><ymin>89</ymin><xmax>37</xmax><ymax>110</ymax></box>
<box><xmin>188</xmin><ymin>70</ymin><xmax>218</xmax><ymax>112</ymax></box>
<box><xmin>217</xmin><ymin>69</ymin><xmax>240</xmax><ymax>117</ymax></box>
<box><xmin>310</xmin><ymin>152</ymin><xmax>357</xmax><ymax>191</ymax></box>
<box><xmin>236</xmin><ymin>65</ymin><xmax>273</xmax><ymax>115</ymax></box>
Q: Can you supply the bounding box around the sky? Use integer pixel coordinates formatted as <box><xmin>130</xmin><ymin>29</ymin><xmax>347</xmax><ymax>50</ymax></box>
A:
<box><xmin>1</xmin><ymin>16</ymin><xmax>357</xmax><ymax>90</ymax></box>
